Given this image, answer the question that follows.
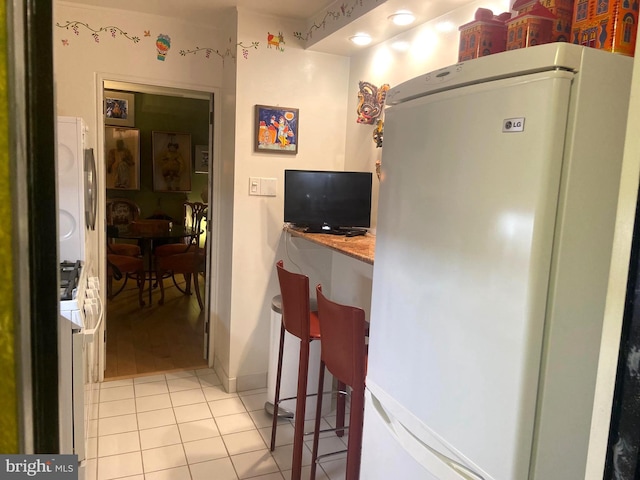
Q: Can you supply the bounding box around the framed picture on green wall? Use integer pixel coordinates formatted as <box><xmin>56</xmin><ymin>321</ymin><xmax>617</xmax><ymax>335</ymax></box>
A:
<box><xmin>105</xmin><ymin>90</ymin><xmax>135</xmax><ymax>127</ymax></box>
<box><xmin>194</xmin><ymin>145</ymin><xmax>209</xmax><ymax>174</ymax></box>
<box><xmin>105</xmin><ymin>126</ymin><xmax>140</xmax><ymax>190</ymax></box>
<box><xmin>152</xmin><ymin>131</ymin><xmax>192</xmax><ymax>192</ymax></box>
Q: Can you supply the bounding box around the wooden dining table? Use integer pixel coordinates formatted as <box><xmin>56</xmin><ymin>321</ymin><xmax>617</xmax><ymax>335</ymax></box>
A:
<box><xmin>108</xmin><ymin>224</ymin><xmax>199</xmax><ymax>306</ymax></box>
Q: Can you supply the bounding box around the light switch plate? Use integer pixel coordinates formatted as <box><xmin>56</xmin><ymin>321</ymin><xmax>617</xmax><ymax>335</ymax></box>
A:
<box><xmin>249</xmin><ymin>177</ymin><xmax>260</xmax><ymax>195</ymax></box>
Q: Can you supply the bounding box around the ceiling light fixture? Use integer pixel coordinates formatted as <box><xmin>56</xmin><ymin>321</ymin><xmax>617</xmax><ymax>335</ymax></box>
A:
<box><xmin>388</xmin><ymin>10</ymin><xmax>415</xmax><ymax>26</ymax></box>
<box><xmin>349</xmin><ymin>33</ymin><xmax>372</xmax><ymax>46</ymax></box>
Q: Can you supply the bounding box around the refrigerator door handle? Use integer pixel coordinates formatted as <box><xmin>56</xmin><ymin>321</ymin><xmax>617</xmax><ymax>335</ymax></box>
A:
<box><xmin>369</xmin><ymin>391</ymin><xmax>485</xmax><ymax>480</ymax></box>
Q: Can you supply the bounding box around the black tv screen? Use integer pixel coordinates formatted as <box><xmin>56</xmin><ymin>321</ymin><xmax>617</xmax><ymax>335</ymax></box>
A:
<box><xmin>284</xmin><ymin>169</ymin><xmax>372</xmax><ymax>233</ymax></box>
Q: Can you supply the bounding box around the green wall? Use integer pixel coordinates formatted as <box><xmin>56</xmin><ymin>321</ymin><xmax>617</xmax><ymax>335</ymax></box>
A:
<box><xmin>106</xmin><ymin>91</ymin><xmax>209</xmax><ymax>222</ymax></box>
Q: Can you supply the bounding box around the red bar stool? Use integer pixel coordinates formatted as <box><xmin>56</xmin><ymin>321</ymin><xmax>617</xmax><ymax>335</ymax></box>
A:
<box><xmin>311</xmin><ymin>284</ymin><xmax>368</xmax><ymax>480</ymax></box>
<box><xmin>272</xmin><ymin>261</ymin><xmax>347</xmax><ymax>480</ymax></box>
<box><xmin>271</xmin><ymin>260</ymin><xmax>320</xmax><ymax>480</ymax></box>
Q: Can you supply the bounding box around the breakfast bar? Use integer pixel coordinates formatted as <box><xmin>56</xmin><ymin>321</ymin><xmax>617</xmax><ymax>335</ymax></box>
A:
<box><xmin>284</xmin><ymin>226</ymin><xmax>375</xmax><ymax>264</ymax></box>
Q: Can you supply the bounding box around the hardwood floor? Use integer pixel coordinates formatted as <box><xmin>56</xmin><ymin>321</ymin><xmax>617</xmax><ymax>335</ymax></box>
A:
<box><xmin>104</xmin><ymin>273</ymin><xmax>208</xmax><ymax>380</ymax></box>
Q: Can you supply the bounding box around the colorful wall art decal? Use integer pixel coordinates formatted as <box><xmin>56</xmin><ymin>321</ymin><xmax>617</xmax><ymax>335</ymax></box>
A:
<box><xmin>267</xmin><ymin>32</ymin><xmax>285</xmax><ymax>51</ymax></box>
<box><xmin>55</xmin><ymin>20</ymin><xmax>141</xmax><ymax>43</ymax></box>
<box><xmin>156</xmin><ymin>34</ymin><xmax>171</xmax><ymax>61</ymax></box>
<box><xmin>356</xmin><ymin>81</ymin><xmax>389</xmax><ymax>124</ymax></box>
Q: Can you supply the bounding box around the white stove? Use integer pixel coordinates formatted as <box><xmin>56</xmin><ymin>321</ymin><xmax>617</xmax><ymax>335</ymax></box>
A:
<box><xmin>59</xmin><ymin>261</ymin><xmax>101</xmax><ymax>480</ymax></box>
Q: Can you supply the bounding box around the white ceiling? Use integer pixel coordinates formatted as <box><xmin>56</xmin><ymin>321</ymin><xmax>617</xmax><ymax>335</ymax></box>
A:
<box><xmin>60</xmin><ymin>0</ymin><xmax>487</xmax><ymax>56</ymax></box>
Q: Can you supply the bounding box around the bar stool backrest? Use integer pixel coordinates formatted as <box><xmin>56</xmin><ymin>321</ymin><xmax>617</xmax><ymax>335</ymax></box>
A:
<box><xmin>316</xmin><ymin>284</ymin><xmax>368</xmax><ymax>388</ymax></box>
<box><xmin>276</xmin><ymin>260</ymin><xmax>311</xmax><ymax>342</ymax></box>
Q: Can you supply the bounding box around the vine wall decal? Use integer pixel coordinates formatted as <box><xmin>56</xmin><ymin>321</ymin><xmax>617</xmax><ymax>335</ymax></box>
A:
<box><xmin>56</xmin><ymin>20</ymin><xmax>141</xmax><ymax>44</ymax></box>
<box><xmin>294</xmin><ymin>0</ymin><xmax>382</xmax><ymax>42</ymax></box>
<box><xmin>294</xmin><ymin>0</ymin><xmax>360</xmax><ymax>41</ymax></box>
<box><xmin>57</xmin><ymin>18</ymin><xmax>260</xmax><ymax>64</ymax></box>
<box><xmin>179</xmin><ymin>41</ymin><xmax>259</xmax><ymax>63</ymax></box>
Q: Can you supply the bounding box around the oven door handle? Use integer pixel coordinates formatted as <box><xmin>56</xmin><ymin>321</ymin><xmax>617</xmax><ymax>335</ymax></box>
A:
<box><xmin>83</xmin><ymin>294</ymin><xmax>103</xmax><ymax>343</ymax></box>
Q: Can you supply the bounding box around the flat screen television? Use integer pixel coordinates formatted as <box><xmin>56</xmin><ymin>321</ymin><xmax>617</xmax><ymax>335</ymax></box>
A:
<box><xmin>284</xmin><ymin>169</ymin><xmax>372</xmax><ymax>234</ymax></box>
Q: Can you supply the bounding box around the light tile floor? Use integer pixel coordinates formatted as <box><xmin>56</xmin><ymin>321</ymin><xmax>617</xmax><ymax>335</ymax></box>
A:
<box><xmin>85</xmin><ymin>368</ymin><xmax>349</xmax><ymax>480</ymax></box>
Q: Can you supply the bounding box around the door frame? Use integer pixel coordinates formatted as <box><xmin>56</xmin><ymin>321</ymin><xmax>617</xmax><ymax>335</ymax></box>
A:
<box><xmin>95</xmin><ymin>73</ymin><xmax>221</xmax><ymax>380</ymax></box>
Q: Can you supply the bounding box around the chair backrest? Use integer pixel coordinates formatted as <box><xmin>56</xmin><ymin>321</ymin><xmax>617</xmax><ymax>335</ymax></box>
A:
<box><xmin>106</xmin><ymin>198</ymin><xmax>141</xmax><ymax>231</ymax></box>
<box><xmin>130</xmin><ymin>219</ymin><xmax>171</xmax><ymax>235</ymax></box>
<box><xmin>316</xmin><ymin>284</ymin><xmax>368</xmax><ymax>387</ymax></box>
<box><xmin>276</xmin><ymin>260</ymin><xmax>311</xmax><ymax>341</ymax></box>
<box><xmin>184</xmin><ymin>202</ymin><xmax>208</xmax><ymax>245</ymax></box>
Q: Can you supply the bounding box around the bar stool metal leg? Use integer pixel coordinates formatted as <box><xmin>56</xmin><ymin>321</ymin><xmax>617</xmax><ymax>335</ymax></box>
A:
<box><xmin>291</xmin><ymin>338</ymin><xmax>310</xmax><ymax>480</ymax></box>
<box><xmin>310</xmin><ymin>359</ymin><xmax>326</xmax><ymax>480</ymax></box>
<box><xmin>270</xmin><ymin>323</ymin><xmax>287</xmax><ymax>451</ymax></box>
<box><xmin>336</xmin><ymin>380</ymin><xmax>346</xmax><ymax>437</ymax></box>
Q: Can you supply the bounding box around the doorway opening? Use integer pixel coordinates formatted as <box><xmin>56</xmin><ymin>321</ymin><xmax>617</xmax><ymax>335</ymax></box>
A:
<box><xmin>100</xmin><ymin>80</ymin><xmax>214</xmax><ymax>379</ymax></box>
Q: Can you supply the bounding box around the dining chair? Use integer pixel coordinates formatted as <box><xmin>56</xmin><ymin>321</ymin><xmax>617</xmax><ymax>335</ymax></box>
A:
<box><xmin>154</xmin><ymin>202</ymin><xmax>208</xmax><ymax>299</ymax></box>
<box><xmin>106</xmin><ymin>197</ymin><xmax>141</xmax><ymax>229</ymax></box>
<box><xmin>154</xmin><ymin>201</ymin><xmax>207</xmax><ymax>257</ymax></box>
<box><xmin>155</xmin><ymin>237</ymin><xmax>206</xmax><ymax>309</ymax></box>
<box><xmin>311</xmin><ymin>284</ymin><xmax>368</xmax><ymax>480</ymax></box>
<box><xmin>106</xmin><ymin>198</ymin><xmax>142</xmax><ymax>256</ymax></box>
<box><xmin>106</xmin><ymin>254</ymin><xmax>145</xmax><ymax>306</ymax></box>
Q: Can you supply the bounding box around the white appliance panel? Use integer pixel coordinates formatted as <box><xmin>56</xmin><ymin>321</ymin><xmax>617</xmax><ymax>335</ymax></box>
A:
<box><xmin>57</xmin><ymin>116</ymin><xmax>86</xmax><ymax>262</ymax></box>
<box><xmin>366</xmin><ymin>71</ymin><xmax>573</xmax><ymax>479</ymax></box>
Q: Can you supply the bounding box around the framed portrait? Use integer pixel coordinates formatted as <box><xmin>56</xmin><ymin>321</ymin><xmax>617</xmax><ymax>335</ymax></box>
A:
<box><xmin>254</xmin><ymin>105</ymin><xmax>299</xmax><ymax>154</ymax></box>
<box><xmin>152</xmin><ymin>131</ymin><xmax>192</xmax><ymax>192</ymax></box>
<box><xmin>104</xmin><ymin>90</ymin><xmax>135</xmax><ymax>127</ymax></box>
<box><xmin>105</xmin><ymin>126</ymin><xmax>140</xmax><ymax>190</ymax></box>
<box><xmin>194</xmin><ymin>144</ymin><xmax>209</xmax><ymax>174</ymax></box>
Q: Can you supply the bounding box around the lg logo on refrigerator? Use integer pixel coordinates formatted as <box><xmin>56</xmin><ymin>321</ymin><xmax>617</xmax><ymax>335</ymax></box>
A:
<box><xmin>503</xmin><ymin>117</ymin><xmax>525</xmax><ymax>132</ymax></box>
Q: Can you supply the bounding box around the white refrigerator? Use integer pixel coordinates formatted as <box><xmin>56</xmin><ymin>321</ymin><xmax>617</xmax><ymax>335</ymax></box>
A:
<box><xmin>361</xmin><ymin>43</ymin><xmax>633</xmax><ymax>480</ymax></box>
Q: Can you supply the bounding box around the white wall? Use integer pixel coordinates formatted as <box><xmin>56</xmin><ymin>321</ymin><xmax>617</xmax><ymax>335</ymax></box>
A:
<box><xmin>318</xmin><ymin>0</ymin><xmax>512</xmax><ymax>336</ymax></box>
<box><xmin>227</xmin><ymin>10</ymin><xmax>350</xmax><ymax>391</ymax></box>
<box><xmin>212</xmin><ymin>7</ymin><xmax>238</xmax><ymax>392</ymax></box>
<box><xmin>344</xmin><ymin>0</ymin><xmax>512</xmax><ymax>231</ymax></box>
<box><xmin>53</xmin><ymin>0</ymin><xmax>518</xmax><ymax>396</ymax></box>
<box><xmin>54</xmin><ymin>0</ymin><xmax>232</xmax><ymax>377</ymax></box>
<box><xmin>53</xmin><ymin>1</ymin><xmax>352</xmax><ymax>394</ymax></box>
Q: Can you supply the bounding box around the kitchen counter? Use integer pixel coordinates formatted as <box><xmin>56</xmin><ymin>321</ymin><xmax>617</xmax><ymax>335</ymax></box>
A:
<box><xmin>284</xmin><ymin>226</ymin><xmax>375</xmax><ymax>264</ymax></box>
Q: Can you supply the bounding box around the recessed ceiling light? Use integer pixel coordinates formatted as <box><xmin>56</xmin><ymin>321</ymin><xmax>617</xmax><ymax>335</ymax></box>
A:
<box><xmin>349</xmin><ymin>33</ymin><xmax>372</xmax><ymax>46</ymax></box>
<box><xmin>388</xmin><ymin>10</ymin><xmax>415</xmax><ymax>26</ymax></box>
